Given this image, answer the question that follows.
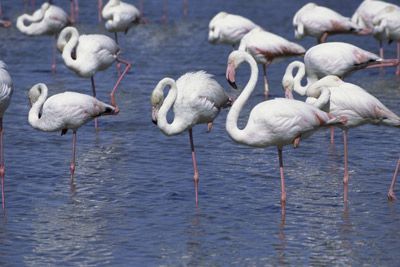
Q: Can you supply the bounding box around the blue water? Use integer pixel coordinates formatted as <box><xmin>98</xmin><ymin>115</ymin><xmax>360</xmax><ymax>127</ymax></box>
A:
<box><xmin>0</xmin><ymin>0</ymin><xmax>399</xmax><ymax>266</ymax></box>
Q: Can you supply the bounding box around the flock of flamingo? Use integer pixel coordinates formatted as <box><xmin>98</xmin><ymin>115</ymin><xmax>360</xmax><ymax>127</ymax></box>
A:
<box><xmin>0</xmin><ymin>0</ymin><xmax>398</xmax><ymax>214</ymax></box>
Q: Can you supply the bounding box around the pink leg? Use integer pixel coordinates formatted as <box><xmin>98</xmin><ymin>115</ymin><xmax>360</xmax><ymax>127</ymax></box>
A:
<box><xmin>98</xmin><ymin>0</ymin><xmax>103</xmax><ymax>23</ymax></box>
<box><xmin>396</xmin><ymin>42</ymin><xmax>400</xmax><ymax>76</ymax></box>
<box><xmin>0</xmin><ymin>0</ymin><xmax>3</xmax><ymax>18</ymax></box>
<box><xmin>319</xmin><ymin>32</ymin><xmax>328</xmax><ymax>43</ymax></box>
<box><xmin>51</xmin><ymin>36</ymin><xmax>57</xmax><ymax>73</ymax></box>
<box><xmin>183</xmin><ymin>0</ymin><xmax>188</xmax><ymax>17</ymax></box>
<box><xmin>263</xmin><ymin>64</ymin><xmax>269</xmax><ymax>99</ymax></box>
<box><xmin>0</xmin><ymin>118</ymin><xmax>5</xmax><ymax>210</ymax></box>
<box><xmin>189</xmin><ymin>129</ymin><xmax>199</xmax><ymax>206</ymax></box>
<box><xmin>70</xmin><ymin>0</ymin><xmax>75</xmax><ymax>24</ymax></box>
<box><xmin>330</xmin><ymin>127</ymin><xmax>334</xmax><ymax>144</ymax></box>
<box><xmin>343</xmin><ymin>129</ymin><xmax>349</xmax><ymax>185</ymax></box>
<box><xmin>379</xmin><ymin>40</ymin><xmax>384</xmax><ymax>59</ymax></box>
<box><xmin>277</xmin><ymin>147</ymin><xmax>286</xmax><ymax>205</ymax></box>
<box><xmin>388</xmin><ymin>158</ymin><xmax>400</xmax><ymax>201</ymax></box>
<box><xmin>114</xmin><ymin>33</ymin><xmax>122</xmax><ymax>76</ymax></box>
<box><xmin>110</xmin><ymin>57</ymin><xmax>131</xmax><ymax>112</ymax></box>
<box><xmin>74</xmin><ymin>0</ymin><xmax>79</xmax><ymax>22</ymax></box>
<box><xmin>91</xmin><ymin>77</ymin><xmax>99</xmax><ymax>129</ymax></box>
<box><xmin>162</xmin><ymin>0</ymin><xmax>168</xmax><ymax>24</ymax></box>
<box><xmin>70</xmin><ymin>131</ymin><xmax>77</xmax><ymax>180</ymax></box>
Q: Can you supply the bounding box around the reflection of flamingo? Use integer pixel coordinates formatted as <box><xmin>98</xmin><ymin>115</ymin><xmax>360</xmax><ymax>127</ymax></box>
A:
<box><xmin>302</xmin><ymin>75</ymin><xmax>400</xmax><ymax>201</ymax></box>
<box><xmin>28</xmin><ymin>83</ymin><xmax>118</xmax><ymax>179</ymax></box>
<box><xmin>0</xmin><ymin>61</ymin><xmax>12</xmax><ymax>210</ymax></box>
<box><xmin>352</xmin><ymin>0</ymin><xmax>400</xmax><ymax>58</ymax></box>
<box><xmin>225</xmin><ymin>50</ymin><xmax>340</xmax><ymax>210</ymax></box>
<box><xmin>293</xmin><ymin>3</ymin><xmax>364</xmax><ymax>43</ymax></box>
<box><xmin>57</xmin><ymin>26</ymin><xmax>131</xmax><ymax>128</ymax></box>
<box><xmin>238</xmin><ymin>27</ymin><xmax>305</xmax><ymax>97</ymax></box>
<box><xmin>389</xmin><ymin>159</ymin><xmax>400</xmax><ymax>200</ymax></box>
<box><xmin>208</xmin><ymin>12</ymin><xmax>258</xmax><ymax>47</ymax></box>
<box><xmin>151</xmin><ymin>71</ymin><xmax>231</xmax><ymax>206</ymax></box>
<box><xmin>17</xmin><ymin>2</ymin><xmax>70</xmax><ymax>72</ymax></box>
<box><xmin>101</xmin><ymin>0</ymin><xmax>141</xmax><ymax>44</ymax></box>
<box><xmin>372</xmin><ymin>6</ymin><xmax>400</xmax><ymax>75</ymax></box>
<box><xmin>0</xmin><ymin>0</ymin><xmax>11</xmax><ymax>28</ymax></box>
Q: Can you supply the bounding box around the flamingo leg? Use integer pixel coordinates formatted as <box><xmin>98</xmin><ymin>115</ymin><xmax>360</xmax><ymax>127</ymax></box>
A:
<box><xmin>91</xmin><ymin>77</ymin><xmax>99</xmax><ymax>129</ymax></box>
<box><xmin>319</xmin><ymin>32</ymin><xmax>328</xmax><ymax>43</ymax></box>
<box><xmin>114</xmin><ymin>33</ymin><xmax>122</xmax><ymax>76</ymax></box>
<box><xmin>51</xmin><ymin>36</ymin><xmax>57</xmax><ymax>73</ymax></box>
<box><xmin>277</xmin><ymin>147</ymin><xmax>286</xmax><ymax>205</ymax></box>
<box><xmin>263</xmin><ymin>64</ymin><xmax>269</xmax><ymax>99</ymax></box>
<box><xmin>162</xmin><ymin>0</ymin><xmax>168</xmax><ymax>24</ymax></box>
<box><xmin>70</xmin><ymin>0</ymin><xmax>75</xmax><ymax>24</ymax></box>
<box><xmin>0</xmin><ymin>0</ymin><xmax>3</xmax><ymax>18</ymax></box>
<box><xmin>330</xmin><ymin>127</ymin><xmax>335</xmax><ymax>144</ymax></box>
<box><xmin>207</xmin><ymin>122</ymin><xmax>213</xmax><ymax>132</ymax></box>
<box><xmin>74</xmin><ymin>0</ymin><xmax>79</xmax><ymax>22</ymax></box>
<box><xmin>98</xmin><ymin>0</ymin><xmax>103</xmax><ymax>23</ymax></box>
<box><xmin>343</xmin><ymin>129</ymin><xmax>349</xmax><ymax>185</ymax></box>
<box><xmin>183</xmin><ymin>0</ymin><xmax>188</xmax><ymax>17</ymax></box>
<box><xmin>379</xmin><ymin>40</ymin><xmax>384</xmax><ymax>59</ymax></box>
<box><xmin>70</xmin><ymin>131</ymin><xmax>77</xmax><ymax>180</ymax></box>
<box><xmin>396</xmin><ymin>42</ymin><xmax>400</xmax><ymax>76</ymax></box>
<box><xmin>388</xmin><ymin>158</ymin><xmax>400</xmax><ymax>201</ymax></box>
<box><xmin>110</xmin><ymin>57</ymin><xmax>131</xmax><ymax>112</ymax></box>
<box><xmin>0</xmin><ymin>118</ymin><xmax>5</xmax><ymax>210</ymax></box>
<box><xmin>189</xmin><ymin>129</ymin><xmax>199</xmax><ymax>206</ymax></box>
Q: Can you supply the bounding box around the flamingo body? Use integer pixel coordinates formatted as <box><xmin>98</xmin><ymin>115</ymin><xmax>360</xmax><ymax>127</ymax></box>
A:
<box><xmin>373</xmin><ymin>6</ymin><xmax>400</xmax><ymax>42</ymax></box>
<box><xmin>352</xmin><ymin>0</ymin><xmax>398</xmax><ymax>31</ymax></box>
<box><xmin>0</xmin><ymin>61</ymin><xmax>12</xmax><ymax>117</ymax></box>
<box><xmin>102</xmin><ymin>0</ymin><xmax>141</xmax><ymax>33</ymax></box>
<box><xmin>208</xmin><ymin>12</ymin><xmax>258</xmax><ymax>46</ymax></box>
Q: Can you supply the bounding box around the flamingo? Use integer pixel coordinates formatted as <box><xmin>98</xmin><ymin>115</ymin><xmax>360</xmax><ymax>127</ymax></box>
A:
<box><xmin>225</xmin><ymin>50</ymin><xmax>341</xmax><ymax>210</ymax></box>
<box><xmin>101</xmin><ymin>0</ymin><xmax>141</xmax><ymax>44</ymax></box>
<box><xmin>238</xmin><ymin>27</ymin><xmax>305</xmax><ymax>98</ymax></box>
<box><xmin>16</xmin><ymin>2</ymin><xmax>70</xmax><ymax>72</ymax></box>
<box><xmin>282</xmin><ymin>42</ymin><xmax>399</xmax><ymax>143</ymax></box>
<box><xmin>372</xmin><ymin>6</ymin><xmax>400</xmax><ymax>75</ymax></box>
<box><xmin>151</xmin><ymin>71</ymin><xmax>231</xmax><ymax>206</ymax></box>
<box><xmin>296</xmin><ymin>75</ymin><xmax>400</xmax><ymax>201</ymax></box>
<box><xmin>352</xmin><ymin>0</ymin><xmax>400</xmax><ymax>58</ymax></box>
<box><xmin>293</xmin><ymin>2</ymin><xmax>365</xmax><ymax>44</ymax></box>
<box><xmin>57</xmin><ymin>26</ymin><xmax>131</xmax><ymax>128</ymax></box>
<box><xmin>28</xmin><ymin>83</ymin><xmax>118</xmax><ymax>180</ymax></box>
<box><xmin>208</xmin><ymin>12</ymin><xmax>258</xmax><ymax>47</ymax></box>
<box><xmin>0</xmin><ymin>61</ymin><xmax>12</xmax><ymax>210</ymax></box>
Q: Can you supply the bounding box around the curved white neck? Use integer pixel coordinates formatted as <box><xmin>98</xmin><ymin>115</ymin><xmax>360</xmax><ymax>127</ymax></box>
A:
<box><xmin>58</xmin><ymin>27</ymin><xmax>80</xmax><ymax>69</ymax></box>
<box><xmin>226</xmin><ymin>53</ymin><xmax>258</xmax><ymax>143</ymax></box>
<box><xmin>28</xmin><ymin>83</ymin><xmax>53</xmax><ymax>131</ymax></box>
<box><xmin>283</xmin><ymin>61</ymin><xmax>313</xmax><ymax>96</ymax></box>
<box><xmin>156</xmin><ymin>78</ymin><xmax>186</xmax><ymax>136</ymax></box>
<box><xmin>16</xmin><ymin>8</ymin><xmax>46</xmax><ymax>34</ymax></box>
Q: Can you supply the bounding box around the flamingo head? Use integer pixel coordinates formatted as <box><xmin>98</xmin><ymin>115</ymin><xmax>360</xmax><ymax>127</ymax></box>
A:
<box><xmin>226</xmin><ymin>50</ymin><xmax>251</xmax><ymax>89</ymax></box>
<box><xmin>150</xmin><ymin>89</ymin><xmax>164</xmax><ymax>125</ymax></box>
<box><xmin>28</xmin><ymin>85</ymin><xmax>42</xmax><ymax>107</ymax></box>
<box><xmin>281</xmin><ymin>73</ymin><xmax>294</xmax><ymax>99</ymax></box>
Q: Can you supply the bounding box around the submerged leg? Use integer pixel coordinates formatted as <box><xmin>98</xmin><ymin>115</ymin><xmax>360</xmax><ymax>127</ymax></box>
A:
<box><xmin>388</xmin><ymin>158</ymin><xmax>400</xmax><ymax>201</ymax></box>
<box><xmin>263</xmin><ymin>64</ymin><xmax>269</xmax><ymax>99</ymax></box>
<box><xmin>51</xmin><ymin>36</ymin><xmax>57</xmax><ymax>73</ymax></box>
<box><xmin>189</xmin><ymin>129</ymin><xmax>199</xmax><ymax>206</ymax></box>
<box><xmin>91</xmin><ymin>77</ymin><xmax>99</xmax><ymax>129</ymax></box>
<box><xmin>343</xmin><ymin>129</ymin><xmax>349</xmax><ymax>185</ymax></box>
<box><xmin>330</xmin><ymin>127</ymin><xmax>335</xmax><ymax>144</ymax></box>
<box><xmin>207</xmin><ymin>122</ymin><xmax>213</xmax><ymax>132</ymax></box>
<box><xmin>277</xmin><ymin>147</ymin><xmax>286</xmax><ymax>205</ymax></box>
<box><xmin>0</xmin><ymin>118</ymin><xmax>5</xmax><ymax>210</ymax></box>
<box><xmin>183</xmin><ymin>0</ymin><xmax>188</xmax><ymax>17</ymax></box>
<box><xmin>110</xmin><ymin>57</ymin><xmax>132</xmax><ymax>112</ymax></box>
<box><xmin>70</xmin><ymin>131</ymin><xmax>77</xmax><ymax>180</ymax></box>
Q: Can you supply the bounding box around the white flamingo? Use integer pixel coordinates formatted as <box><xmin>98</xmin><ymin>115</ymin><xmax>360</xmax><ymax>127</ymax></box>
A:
<box><xmin>293</xmin><ymin>2</ymin><xmax>365</xmax><ymax>43</ymax></box>
<box><xmin>28</xmin><ymin>83</ymin><xmax>118</xmax><ymax>179</ymax></box>
<box><xmin>352</xmin><ymin>0</ymin><xmax>400</xmax><ymax>58</ymax></box>
<box><xmin>57</xmin><ymin>26</ymin><xmax>131</xmax><ymax>128</ymax></box>
<box><xmin>101</xmin><ymin>0</ymin><xmax>141</xmax><ymax>44</ymax></box>
<box><xmin>0</xmin><ymin>61</ymin><xmax>12</xmax><ymax>210</ymax></box>
<box><xmin>238</xmin><ymin>27</ymin><xmax>305</xmax><ymax>97</ymax></box>
<box><xmin>372</xmin><ymin>6</ymin><xmax>400</xmax><ymax>75</ymax></box>
<box><xmin>225</xmin><ymin>50</ymin><xmax>341</xmax><ymax>209</ymax></box>
<box><xmin>208</xmin><ymin>12</ymin><xmax>258</xmax><ymax>47</ymax></box>
<box><xmin>151</xmin><ymin>71</ymin><xmax>231</xmax><ymax>206</ymax></box>
<box><xmin>298</xmin><ymin>75</ymin><xmax>400</xmax><ymax>201</ymax></box>
<box><xmin>17</xmin><ymin>2</ymin><xmax>70</xmax><ymax>72</ymax></box>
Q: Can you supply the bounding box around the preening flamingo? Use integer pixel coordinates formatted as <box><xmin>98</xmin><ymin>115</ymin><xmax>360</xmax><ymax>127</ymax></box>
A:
<box><xmin>372</xmin><ymin>6</ymin><xmax>400</xmax><ymax>75</ymax></box>
<box><xmin>28</xmin><ymin>83</ymin><xmax>118</xmax><ymax>179</ymax></box>
<box><xmin>298</xmin><ymin>75</ymin><xmax>400</xmax><ymax>201</ymax></box>
<box><xmin>238</xmin><ymin>27</ymin><xmax>305</xmax><ymax>98</ymax></box>
<box><xmin>225</xmin><ymin>50</ymin><xmax>341</xmax><ymax>210</ymax></box>
<box><xmin>0</xmin><ymin>61</ymin><xmax>12</xmax><ymax>210</ymax></box>
<box><xmin>293</xmin><ymin>2</ymin><xmax>364</xmax><ymax>43</ymax></box>
<box><xmin>151</xmin><ymin>71</ymin><xmax>231</xmax><ymax>206</ymax></box>
<box><xmin>101</xmin><ymin>0</ymin><xmax>141</xmax><ymax>44</ymax></box>
<box><xmin>57</xmin><ymin>26</ymin><xmax>131</xmax><ymax>128</ymax></box>
<box><xmin>352</xmin><ymin>0</ymin><xmax>400</xmax><ymax>58</ymax></box>
<box><xmin>17</xmin><ymin>2</ymin><xmax>70</xmax><ymax>72</ymax></box>
<box><xmin>208</xmin><ymin>12</ymin><xmax>258</xmax><ymax>47</ymax></box>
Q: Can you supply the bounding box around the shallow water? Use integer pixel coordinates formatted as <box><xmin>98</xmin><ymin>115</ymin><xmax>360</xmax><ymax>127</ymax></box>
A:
<box><xmin>0</xmin><ymin>0</ymin><xmax>399</xmax><ymax>266</ymax></box>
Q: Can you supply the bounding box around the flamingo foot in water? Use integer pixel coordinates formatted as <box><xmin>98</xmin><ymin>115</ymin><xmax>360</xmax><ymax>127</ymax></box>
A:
<box><xmin>388</xmin><ymin>190</ymin><xmax>396</xmax><ymax>201</ymax></box>
<box><xmin>207</xmin><ymin>122</ymin><xmax>213</xmax><ymax>132</ymax></box>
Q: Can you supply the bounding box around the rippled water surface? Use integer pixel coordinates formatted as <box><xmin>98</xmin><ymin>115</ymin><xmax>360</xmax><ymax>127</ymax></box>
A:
<box><xmin>0</xmin><ymin>0</ymin><xmax>399</xmax><ymax>266</ymax></box>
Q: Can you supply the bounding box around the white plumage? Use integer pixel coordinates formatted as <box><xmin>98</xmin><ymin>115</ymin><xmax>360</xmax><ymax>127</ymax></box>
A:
<box><xmin>102</xmin><ymin>0</ymin><xmax>141</xmax><ymax>33</ymax></box>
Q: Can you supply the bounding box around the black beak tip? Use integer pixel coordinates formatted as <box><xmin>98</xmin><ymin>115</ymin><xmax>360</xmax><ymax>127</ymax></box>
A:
<box><xmin>227</xmin><ymin>80</ymin><xmax>238</xmax><ymax>89</ymax></box>
<box><xmin>152</xmin><ymin>119</ymin><xmax>157</xmax><ymax>125</ymax></box>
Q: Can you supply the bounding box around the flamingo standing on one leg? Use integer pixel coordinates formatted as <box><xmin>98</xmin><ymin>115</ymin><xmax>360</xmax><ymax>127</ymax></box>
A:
<box><xmin>238</xmin><ymin>27</ymin><xmax>305</xmax><ymax>98</ymax></box>
<box><xmin>296</xmin><ymin>75</ymin><xmax>400</xmax><ymax>201</ymax></box>
<box><xmin>208</xmin><ymin>12</ymin><xmax>258</xmax><ymax>47</ymax></box>
<box><xmin>293</xmin><ymin>2</ymin><xmax>366</xmax><ymax>44</ymax></box>
<box><xmin>16</xmin><ymin>2</ymin><xmax>70</xmax><ymax>72</ymax></box>
<box><xmin>225</xmin><ymin>50</ymin><xmax>341</xmax><ymax>212</ymax></box>
<box><xmin>151</xmin><ymin>71</ymin><xmax>231</xmax><ymax>206</ymax></box>
<box><xmin>352</xmin><ymin>0</ymin><xmax>400</xmax><ymax>59</ymax></box>
<box><xmin>282</xmin><ymin>42</ymin><xmax>399</xmax><ymax>143</ymax></box>
<box><xmin>28</xmin><ymin>83</ymin><xmax>118</xmax><ymax>179</ymax></box>
<box><xmin>57</xmin><ymin>26</ymin><xmax>131</xmax><ymax>128</ymax></box>
<box><xmin>372</xmin><ymin>6</ymin><xmax>400</xmax><ymax>75</ymax></box>
<box><xmin>0</xmin><ymin>61</ymin><xmax>13</xmax><ymax>211</ymax></box>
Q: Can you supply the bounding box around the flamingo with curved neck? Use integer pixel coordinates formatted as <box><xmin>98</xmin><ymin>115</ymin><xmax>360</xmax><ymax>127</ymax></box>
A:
<box><xmin>28</xmin><ymin>83</ymin><xmax>118</xmax><ymax>180</ymax></box>
<box><xmin>151</xmin><ymin>71</ymin><xmax>231</xmax><ymax>206</ymax></box>
<box><xmin>225</xmin><ymin>50</ymin><xmax>341</xmax><ymax>211</ymax></box>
